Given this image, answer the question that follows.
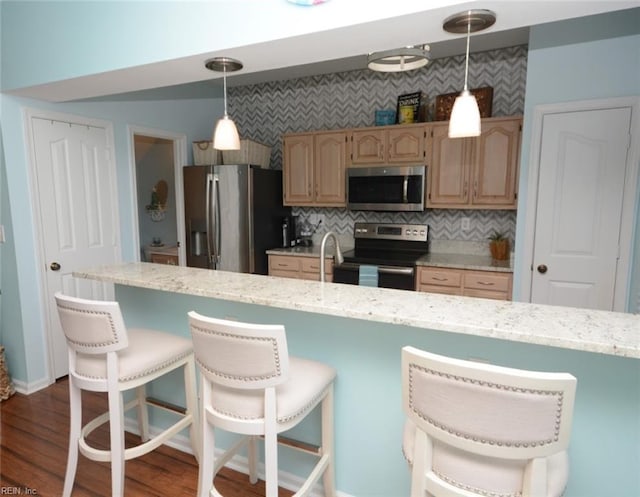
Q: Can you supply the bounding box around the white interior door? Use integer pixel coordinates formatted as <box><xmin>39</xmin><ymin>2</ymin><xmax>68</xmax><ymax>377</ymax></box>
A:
<box><xmin>530</xmin><ymin>107</ymin><xmax>631</xmax><ymax>310</ymax></box>
<box><xmin>31</xmin><ymin>116</ymin><xmax>119</xmax><ymax>379</ymax></box>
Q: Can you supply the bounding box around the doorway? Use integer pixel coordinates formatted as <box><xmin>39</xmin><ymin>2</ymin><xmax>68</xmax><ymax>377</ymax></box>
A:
<box><xmin>520</xmin><ymin>97</ymin><xmax>639</xmax><ymax>311</ymax></box>
<box><xmin>128</xmin><ymin>127</ymin><xmax>187</xmax><ymax>265</ymax></box>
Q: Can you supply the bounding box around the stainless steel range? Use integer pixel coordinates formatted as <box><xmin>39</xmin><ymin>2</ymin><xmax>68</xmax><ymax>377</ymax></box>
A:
<box><xmin>332</xmin><ymin>222</ymin><xmax>429</xmax><ymax>290</ymax></box>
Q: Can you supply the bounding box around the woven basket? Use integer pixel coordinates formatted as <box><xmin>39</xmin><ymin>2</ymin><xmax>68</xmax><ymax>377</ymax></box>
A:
<box><xmin>192</xmin><ymin>141</ymin><xmax>221</xmax><ymax>165</ymax></box>
<box><xmin>222</xmin><ymin>139</ymin><xmax>271</xmax><ymax>168</ymax></box>
<box><xmin>0</xmin><ymin>346</ymin><xmax>15</xmax><ymax>401</ymax></box>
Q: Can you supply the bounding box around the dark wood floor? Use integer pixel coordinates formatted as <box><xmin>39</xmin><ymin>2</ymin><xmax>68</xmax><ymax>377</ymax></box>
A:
<box><xmin>0</xmin><ymin>378</ymin><xmax>293</xmax><ymax>496</ymax></box>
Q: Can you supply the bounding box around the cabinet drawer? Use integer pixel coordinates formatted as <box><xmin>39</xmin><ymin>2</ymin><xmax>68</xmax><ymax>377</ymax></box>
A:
<box><xmin>301</xmin><ymin>257</ymin><xmax>333</xmax><ymax>275</ymax></box>
<box><xmin>269</xmin><ymin>269</ymin><xmax>299</xmax><ymax>280</ymax></box>
<box><xmin>464</xmin><ymin>271</ymin><xmax>511</xmax><ymax>292</ymax></box>
<box><xmin>150</xmin><ymin>254</ymin><xmax>178</xmax><ymax>265</ymax></box>
<box><xmin>464</xmin><ymin>288</ymin><xmax>509</xmax><ymax>301</ymax></box>
<box><xmin>269</xmin><ymin>255</ymin><xmax>301</xmax><ymax>272</ymax></box>
<box><xmin>417</xmin><ymin>268</ymin><xmax>462</xmax><ymax>288</ymax></box>
<box><xmin>418</xmin><ymin>284</ymin><xmax>463</xmax><ymax>296</ymax></box>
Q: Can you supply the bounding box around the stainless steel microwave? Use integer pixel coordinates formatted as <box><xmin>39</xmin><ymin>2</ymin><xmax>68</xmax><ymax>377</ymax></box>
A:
<box><xmin>347</xmin><ymin>165</ymin><xmax>426</xmax><ymax>211</ymax></box>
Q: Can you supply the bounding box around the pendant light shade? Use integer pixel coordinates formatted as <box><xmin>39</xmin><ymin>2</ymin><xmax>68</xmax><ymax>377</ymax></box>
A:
<box><xmin>205</xmin><ymin>57</ymin><xmax>243</xmax><ymax>150</ymax></box>
<box><xmin>213</xmin><ymin>115</ymin><xmax>240</xmax><ymax>150</ymax></box>
<box><xmin>448</xmin><ymin>90</ymin><xmax>481</xmax><ymax>138</ymax></box>
<box><xmin>443</xmin><ymin>10</ymin><xmax>496</xmax><ymax>138</ymax></box>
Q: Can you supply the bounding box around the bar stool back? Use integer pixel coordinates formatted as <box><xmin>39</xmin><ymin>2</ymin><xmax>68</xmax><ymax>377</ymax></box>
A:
<box><xmin>55</xmin><ymin>292</ymin><xmax>199</xmax><ymax>497</ymax></box>
<box><xmin>401</xmin><ymin>346</ymin><xmax>577</xmax><ymax>497</ymax></box>
<box><xmin>188</xmin><ymin>311</ymin><xmax>336</xmax><ymax>497</ymax></box>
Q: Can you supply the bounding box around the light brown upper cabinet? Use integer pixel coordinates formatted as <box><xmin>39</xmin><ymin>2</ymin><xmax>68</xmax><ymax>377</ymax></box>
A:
<box><xmin>350</xmin><ymin>124</ymin><xmax>426</xmax><ymax>165</ymax></box>
<box><xmin>427</xmin><ymin>116</ymin><xmax>522</xmax><ymax>209</ymax></box>
<box><xmin>283</xmin><ymin>130</ymin><xmax>347</xmax><ymax>207</ymax></box>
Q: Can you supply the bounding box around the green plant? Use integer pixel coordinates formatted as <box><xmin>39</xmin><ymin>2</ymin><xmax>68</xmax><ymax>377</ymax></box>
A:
<box><xmin>488</xmin><ymin>230</ymin><xmax>507</xmax><ymax>242</ymax></box>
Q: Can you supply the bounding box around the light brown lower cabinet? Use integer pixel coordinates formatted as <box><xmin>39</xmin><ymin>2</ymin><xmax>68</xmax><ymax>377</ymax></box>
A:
<box><xmin>416</xmin><ymin>266</ymin><xmax>512</xmax><ymax>300</ymax></box>
<box><xmin>268</xmin><ymin>254</ymin><xmax>333</xmax><ymax>282</ymax></box>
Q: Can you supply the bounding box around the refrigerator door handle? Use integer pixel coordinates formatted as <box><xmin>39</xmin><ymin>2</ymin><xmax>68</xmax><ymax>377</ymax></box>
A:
<box><xmin>206</xmin><ymin>172</ymin><xmax>214</xmax><ymax>269</ymax></box>
<box><xmin>213</xmin><ymin>174</ymin><xmax>221</xmax><ymax>269</ymax></box>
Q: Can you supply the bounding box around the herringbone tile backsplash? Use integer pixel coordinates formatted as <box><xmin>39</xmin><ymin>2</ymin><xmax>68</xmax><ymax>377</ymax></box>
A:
<box><xmin>229</xmin><ymin>46</ymin><xmax>526</xmax><ymax>245</ymax></box>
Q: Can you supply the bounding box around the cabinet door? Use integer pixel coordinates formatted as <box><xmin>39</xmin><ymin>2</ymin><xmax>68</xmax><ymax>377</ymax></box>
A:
<box><xmin>283</xmin><ymin>134</ymin><xmax>314</xmax><ymax>205</ymax></box>
<box><xmin>427</xmin><ymin>123</ymin><xmax>472</xmax><ymax>207</ymax></box>
<box><xmin>472</xmin><ymin>118</ymin><xmax>521</xmax><ymax>208</ymax></box>
<box><xmin>314</xmin><ymin>131</ymin><xmax>347</xmax><ymax>206</ymax></box>
<box><xmin>388</xmin><ymin>126</ymin><xmax>425</xmax><ymax>163</ymax></box>
<box><xmin>351</xmin><ymin>129</ymin><xmax>386</xmax><ymax>164</ymax></box>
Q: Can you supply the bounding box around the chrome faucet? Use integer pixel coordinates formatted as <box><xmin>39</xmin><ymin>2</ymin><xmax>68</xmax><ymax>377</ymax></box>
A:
<box><xmin>319</xmin><ymin>231</ymin><xmax>344</xmax><ymax>282</ymax></box>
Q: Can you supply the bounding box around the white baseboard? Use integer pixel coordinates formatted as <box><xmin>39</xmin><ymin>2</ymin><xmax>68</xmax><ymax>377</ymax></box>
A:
<box><xmin>11</xmin><ymin>376</ymin><xmax>52</xmax><ymax>395</ymax></box>
<box><xmin>124</xmin><ymin>419</ymin><xmax>354</xmax><ymax>497</ymax></box>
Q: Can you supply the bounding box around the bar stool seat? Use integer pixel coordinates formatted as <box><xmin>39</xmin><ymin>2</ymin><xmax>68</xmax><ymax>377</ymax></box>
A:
<box><xmin>189</xmin><ymin>311</ymin><xmax>336</xmax><ymax>497</ymax></box>
<box><xmin>55</xmin><ymin>292</ymin><xmax>199</xmax><ymax>497</ymax></box>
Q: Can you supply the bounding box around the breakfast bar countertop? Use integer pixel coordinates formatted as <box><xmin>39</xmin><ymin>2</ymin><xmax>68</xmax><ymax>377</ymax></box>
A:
<box><xmin>75</xmin><ymin>262</ymin><xmax>639</xmax><ymax>359</ymax></box>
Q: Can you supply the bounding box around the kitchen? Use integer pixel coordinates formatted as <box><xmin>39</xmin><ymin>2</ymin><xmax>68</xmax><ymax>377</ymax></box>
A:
<box><xmin>1</xmin><ymin>2</ymin><xmax>639</xmax><ymax>497</ymax></box>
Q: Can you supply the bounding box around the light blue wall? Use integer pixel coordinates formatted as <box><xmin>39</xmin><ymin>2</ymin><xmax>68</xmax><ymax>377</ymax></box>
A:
<box><xmin>514</xmin><ymin>9</ymin><xmax>640</xmax><ymax>310</ymax></box>
<box><xmin>116</xmin><ymin>285</ymin><xmax>640</xmax><ymax>497</ymax></box>
<box><xmin>0</xmin><ymin>94</ymin><xmax>222</xmax><ymax>385</ymax></box>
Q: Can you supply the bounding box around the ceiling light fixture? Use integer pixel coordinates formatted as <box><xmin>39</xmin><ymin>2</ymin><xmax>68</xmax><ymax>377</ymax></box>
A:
<box><xmin>443</xmin><ymin>9</ymin><xmax>496</xmax><ymax>138</ymax></box>
<box><xmin>205</xmin><ymin>57</ymin><xmax>243</xmax><ymax>150</ymax></box>
<box><xmin>367</xmin><ymin>45</ymin><xmax>430</xmax><ymax>72</ymax></box>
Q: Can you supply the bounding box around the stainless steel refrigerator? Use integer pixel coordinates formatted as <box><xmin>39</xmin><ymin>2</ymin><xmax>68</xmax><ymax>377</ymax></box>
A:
<box><xmin>183</xmin><ymin>164</ymin><xmax>289</xmax><ymax>274</ymax></box>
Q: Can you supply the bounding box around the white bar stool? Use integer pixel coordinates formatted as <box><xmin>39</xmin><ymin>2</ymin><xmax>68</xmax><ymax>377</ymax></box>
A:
<box><xmin>401</xmin><ymin>346</ymin><xmax>577</xmax><ymax>497</ymax></box>
<box><xmin>188</xmin><ymin>311</ymin><xmax>336</xmax><ymax>497</ymax></box>
<box><xmin>55</xmin><ymin>292</ymin><xmax>200</xmax><ymax>497</ymax></box>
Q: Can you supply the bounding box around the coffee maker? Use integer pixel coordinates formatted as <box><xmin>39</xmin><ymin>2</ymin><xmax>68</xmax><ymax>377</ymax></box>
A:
<box><xmin>281</xmin><ymin>215</ymin><xmax>299</xmax><ymax>247</ymax></box>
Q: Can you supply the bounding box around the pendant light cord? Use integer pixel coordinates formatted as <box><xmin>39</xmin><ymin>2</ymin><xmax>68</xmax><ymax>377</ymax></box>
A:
<box><xmin>463</xmin><ymin>16</ymin><xmax>471</xmax><ymax>91</ymax></box>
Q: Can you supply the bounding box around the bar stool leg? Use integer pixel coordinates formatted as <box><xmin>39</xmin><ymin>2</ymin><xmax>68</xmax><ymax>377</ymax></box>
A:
<box><xmin>136</xmin><ymin>385</ymin><xmax>150</xmax><ymax>442</ymax></box>
<box><xmin>184</xmin><ymin>357</ymin><xmax>200</xmax><ymax>461</ymax></box>
<box><xmin>198</xmin><ymin>383</ymin><xmax>215</xmax><ymax>497</ymax></box>
<box><xmin>108</xmin><ymin>388</ymin><xmax>126</xmax><ymax>497</ymax></box>
<box><xmin>248</xmin><ymin>436</ymin><xmax>258</xmax><ymax>484</ymax></box>
<box><xmin>62</xmin><ymin>380</ymin><xmax>81</xmax><ymax>497</ymax></box>
<box><xmin>322</xmin><ymin>386</ymin><xmax>336</xmax><ymax>497</ymax></box>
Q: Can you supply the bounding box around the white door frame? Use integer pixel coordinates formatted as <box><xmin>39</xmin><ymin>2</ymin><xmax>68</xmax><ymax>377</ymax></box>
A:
<box><xmin>520</xmin><ymin>96</ymin><xmax>640</xmax><ymax>311</ymax></box>
<box><xmin>127</xmin><ymin>126</ymin><xmax>187</xmax><ymax>265</ymax></box>
<box><xmin>23</xmin><ymin>107</ymin><xmax>120</xmax><ymax>383</ymax></box>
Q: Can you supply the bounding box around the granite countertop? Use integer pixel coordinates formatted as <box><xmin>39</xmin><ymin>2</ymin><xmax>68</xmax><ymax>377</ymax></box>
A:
<box><xmin>266</xmin><ymin>246</ymin><xmax>336</xmax><ymax>257</ymax></box>
<box><xmin>74</xmin><ymin>262</ymin><xmax>639</xmax><ymax>359</ymax></box>
<box><xmin>269</xmin><ymin>247</ymin><xmax>512</xmax><ymax>273</ymax></box>
<box><xmin>416</xmin><ymin>253</ymin><xmax>513</xmax><ymax>273</ymax></box>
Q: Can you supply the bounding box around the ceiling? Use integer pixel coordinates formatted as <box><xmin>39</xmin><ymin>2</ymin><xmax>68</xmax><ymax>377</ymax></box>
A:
<box><xmin>7</xmin><ymin>1</ymin><xmax>637</xmax><ymax>103</ymax></box>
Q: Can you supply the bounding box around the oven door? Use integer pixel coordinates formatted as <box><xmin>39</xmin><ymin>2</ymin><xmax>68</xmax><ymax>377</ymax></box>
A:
<box><xmin>333</xmin><ymin>263</ymin><xmax>416</xmax><ymax>290</ymax></box>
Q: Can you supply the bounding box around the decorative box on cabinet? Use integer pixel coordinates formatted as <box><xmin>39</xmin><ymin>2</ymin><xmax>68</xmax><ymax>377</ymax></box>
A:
<box><xmin>269</xmin><ymin>254</ymin><xmax>333</xmax><ymax>282</ymax></box>
<box><xmin>350</xmin><ymin>124</ymin><xmax>426</xmax><ymax>165</ymax></box>
<box><xmin>427</xmin><ymin>116</ymin><xmax>522</xmax><ymax>209</ymax></box>
<box><xmin>416</xmin><ymin>266</ymin><xmax>512</xmax><ymax>301</ymax></box>
<box><xmin>283</xmin><ymin>131</ymin><xmax>347</xmax><ymax>207</ymax></box>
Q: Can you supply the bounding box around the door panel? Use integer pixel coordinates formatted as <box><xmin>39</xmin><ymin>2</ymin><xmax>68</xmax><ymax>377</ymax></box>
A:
<box><xmin>32</xmin><ymin>117</ymin><xmax>118</xmax><ymax>378</ymax></box>
<box><xmin>531</xmin><ymin>108</ymin><xmax>630</xmax><ymax>310</ymax></box>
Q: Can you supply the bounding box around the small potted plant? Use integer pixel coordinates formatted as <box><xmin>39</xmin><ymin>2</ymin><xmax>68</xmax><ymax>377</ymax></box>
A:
<box><xmin>488</xmin><ymin>231</ymin><xmax>510</xmax><ymax>261</ymax></box>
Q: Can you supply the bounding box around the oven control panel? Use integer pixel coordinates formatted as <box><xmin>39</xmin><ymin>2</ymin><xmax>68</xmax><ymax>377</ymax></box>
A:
<box><xmin>353</xmin><ymin>222</ymin><xmax>429</xmax><ymax>242</ymax></box>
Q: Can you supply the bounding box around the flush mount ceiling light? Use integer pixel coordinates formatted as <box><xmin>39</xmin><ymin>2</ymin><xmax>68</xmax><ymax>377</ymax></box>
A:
<box><xmin>367</xmin><ymin>45</ymin><xmax>430</xmax><ymax>73</ymax></box>
<box><xmin>443</xmin><ymin>9</ymin><xmax>496</xmax><ymax>138</ymax></box>
<box><xmin>205</xmin><ymin>57</ymin><xmax>243</xmax><ymax>150</ymax></box>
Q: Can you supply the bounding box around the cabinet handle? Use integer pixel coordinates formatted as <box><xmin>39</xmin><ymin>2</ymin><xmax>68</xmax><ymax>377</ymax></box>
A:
<box><xmin>476</xmin><ymin>281</ymin><xmax>495</xmax><ymax>286</ymax></box>
<box><xmin>432</xmin><ymin>277</ymin><xmax>449</xmax><ymax>282</ymax></box>
<box><xmin>463</xmin><ymin>180</ymin><xmax>468</xmax><ymax>197</ymax></box>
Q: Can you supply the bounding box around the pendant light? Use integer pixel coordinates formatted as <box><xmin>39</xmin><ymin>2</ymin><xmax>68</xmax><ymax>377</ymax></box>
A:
<box><xmin>443</xmin><ymin>10</ymin><xmax>496</xmax><ymax>138</ymax></box>
<box><xmin>205</xmin><ymin>57</ymin><xmax>243</xmax><ymax>150</ymax></box>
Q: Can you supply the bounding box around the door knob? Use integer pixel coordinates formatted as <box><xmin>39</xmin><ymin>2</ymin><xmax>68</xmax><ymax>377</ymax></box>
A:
<box><xmin>50</xmin><ymin>262</ymin><xmax>61</xmax><ymax>271</ymax></box>
<box><xmin>537</xmin><ymin>264</ymin><xmax>548</xmax><ymax>274</ymax></box>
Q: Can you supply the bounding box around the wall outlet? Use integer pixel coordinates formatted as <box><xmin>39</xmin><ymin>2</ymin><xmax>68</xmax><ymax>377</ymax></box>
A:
<box><xmin>461</xmin><ymin>217</ymin><xmax>470</xmax><ymax>231</ymax></box>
